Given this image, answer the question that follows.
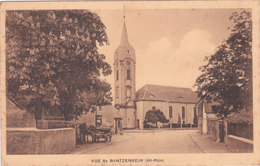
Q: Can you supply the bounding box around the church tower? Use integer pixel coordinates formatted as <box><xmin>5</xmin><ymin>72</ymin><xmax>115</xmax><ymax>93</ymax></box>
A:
<box><xmin>114</xmin><ymin>17</ymin><xmax>136</xmax><ymax>129</ymax></box>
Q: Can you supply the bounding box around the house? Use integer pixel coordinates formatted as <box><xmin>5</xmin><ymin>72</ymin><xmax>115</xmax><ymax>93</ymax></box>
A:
<box><xmin>77</xmin><ymin>105</ymin><xmax>122</xmax><ymax>134</ymax></box>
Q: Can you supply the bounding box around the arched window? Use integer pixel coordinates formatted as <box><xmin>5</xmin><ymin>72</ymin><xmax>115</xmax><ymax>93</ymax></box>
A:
<box><xmin>127</xmin><ymin>69</ymin><xmax>131</xmax><ymax>80</ymax></box>
<box><xmin>182</xmin><ymin>106</ymin><xmax>185</xmax><ymax>119</ymax></box>
<box><xmin>116</xmin><ymin>70</ymin><xmax>119</xmax><ymax>81</ymax></box>
<box><xmin>169</xmin><ymin>106</ymin><xmax>173</xmax><ymax>118</ymax></box>
<box><xmin>115</xmin><ymin>87</ymin><xmax>119</xmax><ymax>104</ymax></box>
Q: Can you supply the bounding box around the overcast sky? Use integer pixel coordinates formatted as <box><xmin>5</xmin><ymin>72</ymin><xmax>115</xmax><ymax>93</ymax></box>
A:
<box><xmin>93</xmin><ymin>8</ymin><xmax>238</xmax><ymax>93</ymax></box>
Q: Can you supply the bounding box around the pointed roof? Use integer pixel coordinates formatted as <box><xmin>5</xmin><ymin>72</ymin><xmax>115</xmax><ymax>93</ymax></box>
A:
<box><xmin>114</xmin><ymin>20</ymin><xmax>135</xmax><ymax>62</ymax></box>
<box><xmin>120</xmin><ymin>22</ymin><xmax>129</xmax><ymax>46</ymax></box>
<box><xmin>136</xmin><ymin>84</ymin><xmax>199</xmax><ymax>103</ymax></box>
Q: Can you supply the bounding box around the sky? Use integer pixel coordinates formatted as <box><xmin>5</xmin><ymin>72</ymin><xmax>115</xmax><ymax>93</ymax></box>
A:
<box><xmin>92</xmin><ymin>8</ymin><xmax>239</xmax><ymax>94</ymax></box>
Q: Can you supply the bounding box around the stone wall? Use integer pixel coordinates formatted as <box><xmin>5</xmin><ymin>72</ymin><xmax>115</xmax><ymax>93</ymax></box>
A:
<box><xmin>207</xmin><ymin>119</ymin><xmax>228</xmax><ymax>143</ymax></box>
<box><xmin>6</xmin><ymin>98</ymin><xmax>36</xmax><ymax>128</ymax></box>
<box><xmin>227</xmin><ymin>135</ymin><xmax>253</xmax><ymax>153</ymax></box>
<box><xmin>7</xmin><ymin>128</ymin><xmax>75</xmax><ymax>154</ymax></box>
<box><xmin>36</xmin><ymin>120</ymin><xmax>73</xmax><ymax>129</ymax></box>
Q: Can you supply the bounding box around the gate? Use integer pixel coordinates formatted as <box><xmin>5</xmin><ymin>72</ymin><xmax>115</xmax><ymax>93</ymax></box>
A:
<box><xmin>219</xmin><ymin>120</ymin><xmax>225</xmax><ymax>143</ymax></box>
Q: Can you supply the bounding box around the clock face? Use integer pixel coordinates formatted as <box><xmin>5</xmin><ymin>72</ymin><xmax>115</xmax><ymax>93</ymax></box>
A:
<box><xmin>126</xmin><ymin>60</ymin><xmax>131</xmax><ymax>66</ymax></box>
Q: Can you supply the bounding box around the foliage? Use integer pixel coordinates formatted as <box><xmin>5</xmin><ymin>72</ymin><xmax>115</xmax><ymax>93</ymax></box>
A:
<box><xmin>144</xmin><ymin>107</ymin><xmax>169</xmax><ymax>127</ymax></box>
<box><xmin>227</xmin><ymin>108</ymin><xmax>253</xmax><ymax>125</ymax></box>
<box><xmin>194</xmin><ymin>10</ymin><xmax>252</xmax><ymax>118</ymax></box>
<box><xmin>6</xmin><ymin>10</ymin><xmax>112</xmax><ymax>120</ymax></box>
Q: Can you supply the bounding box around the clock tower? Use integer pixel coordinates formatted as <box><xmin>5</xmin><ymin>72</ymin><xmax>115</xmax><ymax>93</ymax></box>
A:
<box><xmin>114</xmin><ymin>18</ymin><xmax>136</xmax><ymax>129</ymax></box>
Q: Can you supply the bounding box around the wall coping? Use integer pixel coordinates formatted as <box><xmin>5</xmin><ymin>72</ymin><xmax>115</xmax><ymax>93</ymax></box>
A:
<box><xmin>228</xmin><ymin>134</ymin><xmax>253</xmax><ymax>144</ymax></box>
<box><xmin>7</xmin><ymin>127</ymin><xmax>74</xmax><ymax>132</ymax></box>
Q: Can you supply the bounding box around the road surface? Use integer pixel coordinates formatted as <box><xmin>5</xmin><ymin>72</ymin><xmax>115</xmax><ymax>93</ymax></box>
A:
<box><xmin>71</xmin><ymin>129</ymin><xmax>231</xmax><ymax>154</ymax></box>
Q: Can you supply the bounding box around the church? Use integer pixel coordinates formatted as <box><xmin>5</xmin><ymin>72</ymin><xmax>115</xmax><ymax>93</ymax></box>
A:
<box><xmin>79</xmin><ymin>20</ymin><xmax>198</xmax><ymax>131</ymax></box>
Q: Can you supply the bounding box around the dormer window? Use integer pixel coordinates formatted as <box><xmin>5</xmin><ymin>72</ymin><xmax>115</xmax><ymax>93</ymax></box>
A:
<box><xmin>149</xmin><ymin>94</ymin><xmax>155</xmax><ymax>98</ymax></box>
<box><xmin>178</xmin><ymin>96</ymin><xmax>184</xmax><ymax>100</ymax></box>
<box><xmin>127</xmin><ymin>50</ymin><xmax>130</xmax><ymax>54</ymax></box>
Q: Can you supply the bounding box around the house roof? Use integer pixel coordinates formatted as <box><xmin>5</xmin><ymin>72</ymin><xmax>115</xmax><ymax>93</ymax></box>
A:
<box><xmin>98</xmin><ymin>104</ymin><xmax>121</xmax><ymax>119</ymax></box>
<box><xmin>136</xmin><ymin>84</ymin><xmax>198</xmax><ymax>103</ymax></box>
<box><xmin>7</xmin><ymin>97</ymin><xmax>24</xmax><ymax>113</ymax></box>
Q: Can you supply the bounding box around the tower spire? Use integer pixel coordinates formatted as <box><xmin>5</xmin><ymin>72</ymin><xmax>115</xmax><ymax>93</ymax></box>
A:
<box><xmin>123</xmin><ymin>5</ymin><xmax>126</xmax><ymax>23</ymax></box>
<box><xmin>120</xmin><ymin>6</ymin><xmax>129</xmax><ymax>45</ymax></box>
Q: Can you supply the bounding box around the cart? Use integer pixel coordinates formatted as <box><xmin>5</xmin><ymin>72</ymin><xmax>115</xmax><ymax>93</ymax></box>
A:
<box><xmin>86</xmin><ymin>125</ymin><xmax>112</xmax><ymax>143</ymax></box>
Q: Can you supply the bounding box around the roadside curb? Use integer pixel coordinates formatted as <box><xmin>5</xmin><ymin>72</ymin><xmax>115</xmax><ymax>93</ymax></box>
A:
<box><xmin>189</xmin><ymin>134</ymin><xmax>205</xmax><ymax>153</ymax></box>
<box><xmin>123</xmin><ymin>128</ymin><xmax>198</xmax><ymax>133</ymax></box>
<box><xmin>190</xmin><ymin>133</ymin><xmax>232</xmax><ymax>153</ymax></box>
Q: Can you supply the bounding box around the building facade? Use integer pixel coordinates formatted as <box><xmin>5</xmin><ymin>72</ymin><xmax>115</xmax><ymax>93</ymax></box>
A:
<box><xmin>135</xmin><ymin>85</ymin><xmax>198</xmax><ymax>129</ymax></box>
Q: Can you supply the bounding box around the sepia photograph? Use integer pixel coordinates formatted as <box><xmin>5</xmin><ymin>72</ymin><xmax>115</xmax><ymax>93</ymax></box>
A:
<box><xmin>1</xmin><ymin>1</ymin><xmax>260</xmax><ymax>165</ymax></box>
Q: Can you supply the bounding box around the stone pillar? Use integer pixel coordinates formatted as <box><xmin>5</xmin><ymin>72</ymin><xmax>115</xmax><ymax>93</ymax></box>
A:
<box><xmin>202</xmin><ymin>103</ymin><xmax>207</xmax><ymax>134</ymax></box>
<box><xmin>224</xmin><ymin>120</ymin><xmax>228</xmax><ymax>143</ymax></box>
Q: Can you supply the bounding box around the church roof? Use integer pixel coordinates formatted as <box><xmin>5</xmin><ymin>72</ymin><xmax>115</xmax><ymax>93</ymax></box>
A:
<box><xmin>136</xmin><ymin>84</ymin><xmax>199</xmax><ymax>103</ymax></box>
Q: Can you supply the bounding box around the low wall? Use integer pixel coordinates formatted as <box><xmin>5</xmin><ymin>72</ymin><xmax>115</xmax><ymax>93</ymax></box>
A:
<box><xmin>36</xmin><ymin>120</ymin><xmax>73</xmax><ymax>129</ymax></box>
<box><xmin>228</xmin><ymin>124</ymin><xmax>253</xmax><ymax>140</ymax></box>
<box><xmin>227</xmin><ymin>135</ymin><xmax>253</xmax><ymax>153</ymax></box>
<box><xmin>7</xmin><ymin>128</ymin><xmax>75</xmax><ymax>154</ymax></box>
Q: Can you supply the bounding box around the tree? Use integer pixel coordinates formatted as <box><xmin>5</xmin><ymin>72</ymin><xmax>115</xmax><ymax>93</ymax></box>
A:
<box><xmin>194</xmin><ymin>10</ymin><xmax>252</xmax><ymax>118</ymax></box>
<box><xmin>6</xmin><ymin>10</ymin><xmax>112</xmax><ymax>120</ymax></box>
<box><xmin>144</xmin><ymin>106</ymin><xmax>168</xmax><ymax>128</ymax></box>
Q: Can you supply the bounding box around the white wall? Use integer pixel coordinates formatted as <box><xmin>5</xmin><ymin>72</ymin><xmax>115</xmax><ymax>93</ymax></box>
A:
<box><xmin>167</xmin><ymin>102</ymin><xmax>196</xmax><ymax>124</ymax></box>
<box><xmin>136</xmin><ymin>101</ymin><xmax>144</xmax><ymax>129</ymax></box>
<box><xmin>136</xmin><ymin>100</ymin><xmax>196</xmax><ymax>127</ymax></box>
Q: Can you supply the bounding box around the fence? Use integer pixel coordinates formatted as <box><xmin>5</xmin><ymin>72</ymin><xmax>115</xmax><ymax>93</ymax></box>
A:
<box><xmin>228</xmin><ymin>123</ymin><xmax>253</xmax><ymax>140</ymax></box>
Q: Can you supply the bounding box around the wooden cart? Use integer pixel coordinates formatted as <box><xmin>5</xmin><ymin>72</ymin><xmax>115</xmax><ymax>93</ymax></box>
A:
<box><xmin>86</xmin><ymin>125</ymin><xmax>112</xmax><ymax>143</ymax></box>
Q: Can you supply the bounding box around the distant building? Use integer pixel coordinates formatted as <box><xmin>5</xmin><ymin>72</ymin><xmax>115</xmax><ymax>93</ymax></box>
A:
<box><xmin>80</xmin><ymin>19</ymin><xmax>199</xmax><ymax>130</ymax></box>
<box><xmin>78</xmin><ymin>105</ymin><xmax>122</xmax><ymax>134</ymax></box>
<box><xmin>136</xmin><ymin>84</ymin><xmax>198</xmax><ymax>129</ymax></box>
